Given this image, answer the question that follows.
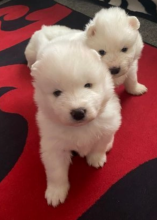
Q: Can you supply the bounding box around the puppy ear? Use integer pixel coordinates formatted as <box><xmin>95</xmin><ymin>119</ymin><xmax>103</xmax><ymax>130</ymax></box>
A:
<box><xmin>87</xmin><ymin>25</ymin><xmax>96</xmax><ymax>37</ymax></box>
<box><xmin>128</xmin><ymin>16</ymin><xmax>140</xmax><ymax>30</ymax></box>
<box><xmin>30</xmin><ymin>61</ymin><xmax>40</xmax><ymax>77</ymax></box>
<box><xmin>85</xmin><ymin>21</ymin><xmax>96</xmax><ymax>37</ymax></box>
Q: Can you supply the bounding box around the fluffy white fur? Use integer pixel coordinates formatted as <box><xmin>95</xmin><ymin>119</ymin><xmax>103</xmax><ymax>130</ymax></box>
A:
<box><xmin>31</xmin><ymin>40</ymin><xmax>121</xmax><ymax>207</ymax></box>
<box><xmin>25</xmin><ymin>7</ymin><xmax>147</xmax><ymax>95</ymax></box>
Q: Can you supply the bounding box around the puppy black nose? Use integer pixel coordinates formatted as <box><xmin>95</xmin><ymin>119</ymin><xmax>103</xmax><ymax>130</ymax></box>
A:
<box><xmin>110</xmin><ymin>67</ymin><xmax>120</xmax><ymax>75</ymax></box>
<box><xmin>71</xmin><ymin>108</ymin><xmax>86</xmax><ymax>121</ymax></box>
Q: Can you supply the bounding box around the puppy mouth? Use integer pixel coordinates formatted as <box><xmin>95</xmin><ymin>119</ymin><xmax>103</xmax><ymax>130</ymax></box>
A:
<box><xmin>72</xmin><ymin>119</ymin><xmax>91</xmax><ymax>127</ymax></box>
<box><xmin>69</xmin><ymin>117</ymin><xmax>95</xmax><ymax>127</ymax></box>
<box><xmin>72</xmin><ymin>121</ymin><xmax>87</xmax><ymax>127</ymax></box>
<box><xmin>111</xmin><ymin>71</ymin><xmax>126</xmax><ymax>78</ymax></box>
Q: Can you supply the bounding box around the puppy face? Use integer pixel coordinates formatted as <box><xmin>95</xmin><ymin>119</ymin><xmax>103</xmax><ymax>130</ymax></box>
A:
<box><xmin>85</xmin><ymin>7</ymin><xmax>143</xmax><ymax>78</ymax></box>
<box><xmin>31</xmin><ymin>42</ymin><xmax>113</xmax><ymax>126</ymax></box>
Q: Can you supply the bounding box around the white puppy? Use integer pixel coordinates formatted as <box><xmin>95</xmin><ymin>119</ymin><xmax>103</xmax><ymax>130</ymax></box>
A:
<box><xmin>31</xmin><ymin>40</ymin><xmax>121</xmax><ymax>207</ymax></box>
<box><xmin>25</xmin><ymin>7</ymin><xmax>147</xmax><ymax>95</ymax></box>
<box><xmin>84</xmin><ymin>7</ymin><xmax>147</xmax><ymax>95</ymax></box>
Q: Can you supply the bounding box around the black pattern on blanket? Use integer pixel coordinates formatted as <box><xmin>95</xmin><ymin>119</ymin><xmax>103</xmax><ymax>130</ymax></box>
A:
<box><xmin>97</xmin><ymin>0</ymin><xmax>157</xmax><ymax>22</ymax></box>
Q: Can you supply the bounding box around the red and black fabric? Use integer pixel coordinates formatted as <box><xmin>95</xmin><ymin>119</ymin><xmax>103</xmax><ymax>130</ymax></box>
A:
<box><xmin>0</xmin><ymin>0</ymin><xmax>157</xmax><ymax>219</ymax></box>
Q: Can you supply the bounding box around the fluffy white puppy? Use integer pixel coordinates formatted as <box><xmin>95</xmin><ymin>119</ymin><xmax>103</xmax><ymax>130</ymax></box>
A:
<box><xmin>84</xmin><ymin>7</ymin><xmax>147</xmax><ymax>95</ymax></box>
<box><xmin>25</xmin><ymin>7</ymin><xmax>147</xmax><ymax>95</ymax></box>
<box><xmin>31</xmin><ymin>40</ymin><xmax>121</xmax><ymax>207</ymax></box>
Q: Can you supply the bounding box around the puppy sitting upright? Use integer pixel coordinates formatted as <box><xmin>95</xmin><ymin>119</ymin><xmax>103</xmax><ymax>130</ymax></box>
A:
<box><xmin>25</xmin><ymin>7</ymin><xmax>147</xmax><ymax>95</ymax></box>
<box><xmin>85</xmin><ymin>7</ymin><xmax>147</xmax><ymax>95</ymax></box>
<box><xmin>31</xmin><ymin>40</ymin><xmax>121</xmax><ymax>207</ymax></box>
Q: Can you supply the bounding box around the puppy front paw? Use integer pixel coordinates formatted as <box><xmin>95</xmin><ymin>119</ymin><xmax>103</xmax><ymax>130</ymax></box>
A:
<box><xmin>45</xmin><ymin>183</ymin><xmax>70</xmax><ymax>207</ymax></box>
<box><xmin>126</xmin><ymin>83</ymin><xmax>148</xmax><ymax>95</ymax></box>
<box><xmin>86</xmin><ymin>153</ymin><xmax>107</xmax><ymax>168</ymax></box>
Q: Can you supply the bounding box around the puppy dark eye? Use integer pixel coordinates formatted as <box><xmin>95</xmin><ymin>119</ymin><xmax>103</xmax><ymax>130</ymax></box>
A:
<box><xmin>84</xmin><ymin>83</ymin><xmax>92</xmax><ymax>88</ymax></box>
<box><xmin>98</xmin><ymin>50</ymin><xmax>106</xmax><ymax>56</ymax></box>
<box><xmin>121</xmin><ymin>47</ymin><xmax>128</xmax><ymax>52</ymax></box>
<box><xmin>53</xmin><ymin>90</ymin><xmax>62</xmax><ymax>97</ymax></box>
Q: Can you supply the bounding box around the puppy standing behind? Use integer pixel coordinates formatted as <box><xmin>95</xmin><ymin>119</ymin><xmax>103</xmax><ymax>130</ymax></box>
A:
<box><xmin>25</xmin><ymin>7</ymin><xmax>147</xmax><ymax>95</ymax></box>
<box><xmin>31</xmin><ymin>40</ymin><xmax>121</xmax><ymax>207</ymax></box>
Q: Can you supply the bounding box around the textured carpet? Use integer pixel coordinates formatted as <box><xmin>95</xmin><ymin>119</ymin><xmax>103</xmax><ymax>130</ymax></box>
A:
<box><xmin>0</xmin><ymin>0</ymin><xmax>157</xmax><ymax>219</ymax></box>
<box><xmin>96</xmin><ymin>0</ymin><xmax>157</xmax><ymax>23</ymax></box>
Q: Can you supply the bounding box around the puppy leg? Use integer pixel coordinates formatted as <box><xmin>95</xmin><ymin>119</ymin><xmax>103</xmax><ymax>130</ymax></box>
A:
<box><xmin>86</xmin><ymin>134</ymin><xmax>114</xmax><ymax>168</ymax></box>
<box><xmin>40</xmin><ymin>139</ymin><xmax>71</xmax><ymax>207</ymax></box>
<box><xmin>106</xmin><ymin>136</ymin><xmax>114</xmax><ymax>153</ymax></box>
<box><xmin>124</xmin><ymin>60</ymin><xmax>147</xmax><ymax>95</ymax></box>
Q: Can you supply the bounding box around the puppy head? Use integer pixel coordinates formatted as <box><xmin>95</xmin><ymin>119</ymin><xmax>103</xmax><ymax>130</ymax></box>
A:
<box><xmin>31</xmin><ymin>41</ymin><xmax>113</xmax><ymax>126</ymax></box>
<box><xmin>85</xmin><ymin>7</ymin><xmax>143</xmax><ymax>78</ymax></box>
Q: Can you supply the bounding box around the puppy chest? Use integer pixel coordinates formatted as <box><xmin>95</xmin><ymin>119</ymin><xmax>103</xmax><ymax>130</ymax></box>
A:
<box><xmin>60</xmin><ymin>130</ymin><xmax>99</xmax><ymax>155</ymax></box>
